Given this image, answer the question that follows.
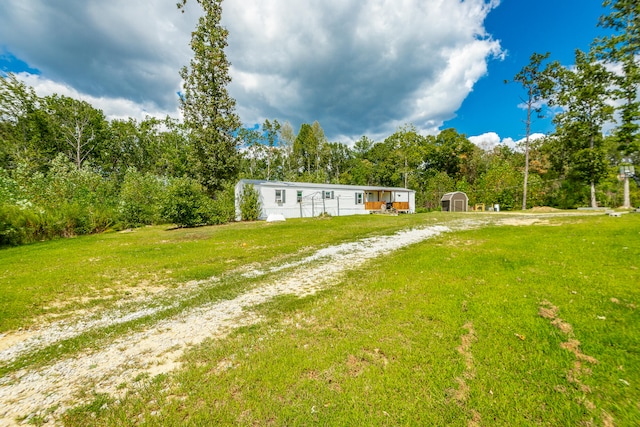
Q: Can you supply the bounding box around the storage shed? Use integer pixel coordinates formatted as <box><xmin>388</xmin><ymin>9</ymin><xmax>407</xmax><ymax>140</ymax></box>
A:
<box><xmin>441</xmin><ymin>192</ymin><xmax>468</xmax><ymax>212</ymax></box>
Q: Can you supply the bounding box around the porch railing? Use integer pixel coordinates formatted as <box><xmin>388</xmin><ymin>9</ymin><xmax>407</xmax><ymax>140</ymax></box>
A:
<box><xmin>364</xmin><ymin>201</ymin><xmax>410</xmax><ymax>211</ymax></box>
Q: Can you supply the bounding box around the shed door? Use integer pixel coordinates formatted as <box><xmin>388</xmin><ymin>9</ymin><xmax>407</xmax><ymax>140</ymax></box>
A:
<box><xmin>454</xmin><ymin>200</ymin><xmax>464</xmax><ymax>212</ymax></box>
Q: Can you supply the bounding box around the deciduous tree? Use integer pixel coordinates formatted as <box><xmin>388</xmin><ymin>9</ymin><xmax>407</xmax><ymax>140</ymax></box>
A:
<box><xmin>595</xmin><ymin>0</ymin><xmax>640</xmax><ymax>155</ymax></box>
<box><xmin>508</xmin><ymin>52</ymin><xmax>554</xmax><ymax>209</ymax></box>
<box><xmin>45</xmin><ymin>94</ymin><xmax>107</xmax><ymax>169</ymax></box>
<box><xmin>548</xmin><ymin>49</ymin><xmax>614</xmax><ymax>207</ymax></box>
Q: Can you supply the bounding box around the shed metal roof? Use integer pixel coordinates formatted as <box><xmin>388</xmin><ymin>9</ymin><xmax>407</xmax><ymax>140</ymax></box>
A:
<box><xmin>441</xmin><ymin>191</ymin><xmax>468</xmax><ymax>201</ymax></box>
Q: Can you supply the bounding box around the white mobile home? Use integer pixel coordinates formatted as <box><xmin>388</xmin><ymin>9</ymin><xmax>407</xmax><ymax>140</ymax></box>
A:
<box><xmin>235</xmin><ymin>179</ymin><xmax>415</xmax><ymax>220</ymax></box>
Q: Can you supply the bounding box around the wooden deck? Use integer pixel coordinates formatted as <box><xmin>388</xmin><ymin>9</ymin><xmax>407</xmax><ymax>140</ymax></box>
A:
<box><xmin>365</xmin><ymin>202</ymin><xmax>410</xmax><ymax>212</ymax></box>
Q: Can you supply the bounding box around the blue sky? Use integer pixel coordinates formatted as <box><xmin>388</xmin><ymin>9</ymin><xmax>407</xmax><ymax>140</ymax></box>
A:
<box><xmin>0</xmin><ymin>0</ymin><xmax>612</xmax><ymax>148</ymax></box>
<box><xmin>446</xmin><ymin>0</ymin><xmax>609</xmax><ymax>144</ymax></box>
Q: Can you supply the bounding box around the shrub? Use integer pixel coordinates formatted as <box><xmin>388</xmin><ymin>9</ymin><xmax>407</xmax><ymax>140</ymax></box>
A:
<box><xmin>118</xmin><ymin>169</ymin><xmax>164</xmax><ymax>228</ymax></box>
<box><xmin>0</xmin><ymin>203</ymin><xmax>48</xmax><ymax>246</ymax></box>
<box><xmin>239</xmin><ymin>184</ymin><xmax>261</xmax><ymax>221</ymax></box>
<box><xmin>161</xmin><ymin>177</ymin><xmax>212</xmax><ymax>228</ymax></box>
<box><xmin>208</xmin><ymin>181</ymin><xmax>237</xmax><ymax>224</ymax></box>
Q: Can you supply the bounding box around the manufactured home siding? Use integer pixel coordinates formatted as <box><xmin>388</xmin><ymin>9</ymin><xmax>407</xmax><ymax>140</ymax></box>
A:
<box><xmin>235</xmin><ymin>180</ymin><xmax>415</xmax><ymax>220</ymax></box>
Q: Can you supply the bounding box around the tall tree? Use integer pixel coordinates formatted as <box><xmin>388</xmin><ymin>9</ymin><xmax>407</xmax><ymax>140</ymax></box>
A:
<box><xmin>423</xmin><ymin>128</ymin><xmax>475</xmax><ymax>179</ymax></box>
<box><xmin>351</xmin><ymin>136</ymin><xmax>375</xmax><ymax>185</ymax></box>
<box><xmin>178</xmin><ymin>0</ymin><xmax>241</xmax><ymax>193</ymax></box>
<box><xmin>310</xmin><ymin>121</ymin><xmax>326</xmax><ymax>174</ymax></box>
<box><xmin>384</xmin><ymin>124</ymin><xmax>425</xmax><ymax>189</ymax></box>
<box><xmin>293</xmin><ymin>123</ymin><xmax>318</xmax><ymax>175</ymax></box>
<box><xmin>279</xmin><ymin>121</ymin><xmax>296</xmax><ymax>178</ymax></box>
<box><xmin>595</xmin><ymin>0</ymin><xmax>640</xmax><ymax>155</ymax></box>
<box><xmin>0</xmin><ymin>74</ymin><xmax>54</xmax><ymax>170</ymax></box>
<box><xmin>509</xmin><ymin>52</ymin><xmax>553</xmax><ymax>210</ymax></box>
<box><xmin>45</xmin><ymin>94</ymin><xmax>107</xmax><ymax>169</ymax></box>
<box><xmin>262</xmin><ymin>119</ymin><xmax>281</xmax><ymax>180</ymax></box>
<box><xmin>549</xmin><ymin>49</ymin><xmax>614</xmax><ymax>207</ymax></box>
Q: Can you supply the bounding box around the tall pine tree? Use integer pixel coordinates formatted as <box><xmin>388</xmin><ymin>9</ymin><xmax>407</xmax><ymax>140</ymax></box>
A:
<box><xmin>178</xmin><ymin>0</ymin><xmax>241</xmax><ymax>194</ymax></box>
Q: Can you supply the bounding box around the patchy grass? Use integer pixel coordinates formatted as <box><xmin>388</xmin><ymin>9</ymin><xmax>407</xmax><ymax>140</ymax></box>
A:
<box><xmin>58</xmin><ymin>214</ymin><xmax>640</xmax><ymax>426</ymax></box>
<box><xmin>0</xmin><ymin>213</ymin><xmax>449</xmax><ymax>332</ymax></box>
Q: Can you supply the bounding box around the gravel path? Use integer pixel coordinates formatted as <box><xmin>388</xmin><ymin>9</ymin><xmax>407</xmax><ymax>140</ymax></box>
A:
<box><xmin>0</xmin><ymin>223</ymin><xmax>461</xmax><ymax>426</ymax></box>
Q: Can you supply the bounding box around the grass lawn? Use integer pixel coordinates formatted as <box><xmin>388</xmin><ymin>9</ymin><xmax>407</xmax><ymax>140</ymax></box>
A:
<box><xmin>0</xmin><ymin>213</ymin><xmax>447</xmax><ymax>332</ymax></box>
<box><xmin>48</xmin><ymin>213</ymin><xmax>640</xmax><ymax>426</ymax></box>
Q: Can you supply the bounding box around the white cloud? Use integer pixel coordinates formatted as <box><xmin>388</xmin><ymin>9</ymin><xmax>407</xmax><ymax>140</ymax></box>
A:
<box><xmin>469</xmin><ymin>131</ymin><xmax>546</xmax><ymax>151</ymax></box>
<box><xmin>15</xmin><ymin>72</ymin><xmax>178</xmax><ymax>122</ymax></box>
<box><xmin>0</xmin><ymin>0</ymin><xmax>503</xmax><ymax>140</ymax></box>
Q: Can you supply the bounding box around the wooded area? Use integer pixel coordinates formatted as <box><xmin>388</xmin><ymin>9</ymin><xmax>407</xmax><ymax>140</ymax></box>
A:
<box><xmin>0</xmin><ymin>0</ymin><xmax>638</xmax><ymax>246</ymax></box>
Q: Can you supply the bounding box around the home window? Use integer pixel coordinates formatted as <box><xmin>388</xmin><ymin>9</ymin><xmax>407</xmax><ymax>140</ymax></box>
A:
<box><xmin>275</xmin><ymin>189</ymin><xmax>286</xmax><ymax>203</ymax></box>
<box><xmin>297</xmin><ymin>190</ymin><xmax>303</xmax><ymax>203</ymax></box>
<box><xmin>355</xmin><ymin>192</ymin><xmax>364</xmax><ymax>204</ymax></box>
<box><xmin>324</xmin><ymin>190</ymin><xmax>334</xmax><ymax>199</ymax></box>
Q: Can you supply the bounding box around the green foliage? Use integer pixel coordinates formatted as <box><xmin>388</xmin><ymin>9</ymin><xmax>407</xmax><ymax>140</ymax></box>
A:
<box><xmin>293</xmin><ymin>123</ymin><xmax>318</xmax><ymax>174</ymax></box>
<box><xmin>596</xmin><ymin>0</ymin><xmax>640</xmax><ymax>155</ymax></box>
<box><xmin>117</xmin><ymin>168</ymin><xmax>164</xmax><ymax>228</ymax></box>
<box><xmin>178</xmin><ymin>0</ymin><xmax>241</xmax><ymax>193</ymax></box>
<box><xmin>548</xmin><ymin>49</ymin><xmax>615</xmax><ymax>207</ymax></box>
<box><xmin>161</xmin><ymin>177</ymin><xmax>213</xmax><ymax>228</ymax></box>
<box><xmin>207</xmin><ymin>181</ymin><xmax>237</xmax><ymax>225</ymax></box>
<box><xmin>43</xmin><ymin>94</ymin><xmax>107</xmax><ymax>169</ymax></box>
<box><xmin>239</xmin><ymin>183</ymin><xmax>261</xmax><ymax>221</ymax></box>
<box><xmin>419</xmin><ymin>171</ymin><xmax>454</xmax><ymax>210</ymax></box>
<box><xmin>476</xmin><ymin>160</ymin><xmax>522</xmax><ymax>210</ymax></box>
<box><xmin>0</xmin><ymin>169</ymin><xmax>18</xmax><ymax>204</ymax></box>
<box><xmin>0</xmin><ymin>204</ymin><xmax>41</xmax><ymax>246</ymax></box>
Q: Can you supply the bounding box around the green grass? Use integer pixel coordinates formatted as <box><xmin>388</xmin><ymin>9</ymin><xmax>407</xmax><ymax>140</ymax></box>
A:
<box><xmin>0</xmin><ymin>213</ymin><xmax>448</xmax><ymax>332</ymax></box>
<box><xmin>52</xmin><ymin>214</ymin><xmax>640</xmax><ymax>426</ymax></box>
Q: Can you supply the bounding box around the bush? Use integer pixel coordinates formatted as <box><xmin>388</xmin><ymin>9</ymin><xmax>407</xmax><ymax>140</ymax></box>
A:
<box><xmin>161</xmin><ymin>177</ymin><xmax>212</xmax><ymax>228</ymax></box>
<box><xmin>118</xmin><ymin>169</ymin><xmax>164</xmax><ymax>228</ymax></box>
<box><xmin>239</xmin><ymin>184</ymin><xmax>261</xmax><ymax>221</ymax></box>
<box><xmin>0</xmin><ymin>203</ymin><xmax>48</xmax><ymax>246</ymax></box>
<box><xmin>208</xmin><ymin>181</ymin><xmax>237</xmax><ymax>224</ymax></box>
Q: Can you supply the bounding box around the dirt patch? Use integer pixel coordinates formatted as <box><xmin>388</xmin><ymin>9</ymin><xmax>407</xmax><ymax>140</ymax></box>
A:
<box><xmin>560</xmin><ymin>340</ymin><xmax>598</xmax><ymax>365</ymax></box>
<box><xmin>500</xmin><ymin>218</ymin><xmax>545</xmax><ymax>226</ymax></box>
<box><xmin>538</xmin><ymin>300</ymin><xmax>559</xmax><ymax>320</ymax></box>
<box><xmin>450</xmin><ymin>322</ymin><xmax>481</xmax><ymax>425</ymax></box>
<box><xmin>528</xmin><ymin>206</ymin><xmax>561</xmax><ymax>213</ymax></box>
<box><xmin>538</xmin><ymin>300</ymin><xmax>604</xmax><ymax>424</ymax></box>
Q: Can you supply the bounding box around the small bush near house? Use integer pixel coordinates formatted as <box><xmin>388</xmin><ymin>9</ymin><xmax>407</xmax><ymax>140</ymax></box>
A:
<box><xmin>239</xmin><ymin>183</ymin><xmax>261</xmax><ymax>221</ymax></box>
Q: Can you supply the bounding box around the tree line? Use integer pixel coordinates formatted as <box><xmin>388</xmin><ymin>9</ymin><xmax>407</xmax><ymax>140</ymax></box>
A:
<box><xmin>0</xmin><ymin>0</ymin><xmax>638</xmax><ymax>246</ymax></box>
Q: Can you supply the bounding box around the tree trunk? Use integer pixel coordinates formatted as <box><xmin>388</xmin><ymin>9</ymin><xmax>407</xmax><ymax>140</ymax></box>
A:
<box><xmin>522</xmin><ymin>87</ymin><xmax>532</xmax><ymax>211</ymax></box>
<box><xmin>623</xmin><ymin>175</ymin><xmax>631</xmax><ymax>208</ymax></box>
<box><xmin>590</xmin><ymin>181</ymin><xmax>597</xmax><ymax>208</ymax></box>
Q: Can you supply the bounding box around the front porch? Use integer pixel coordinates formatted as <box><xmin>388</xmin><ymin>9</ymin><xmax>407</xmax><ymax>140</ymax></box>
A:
<box><xmin>365</xmin><ymin>201</ymin><xmax>411</xmax><ymax>212</ymax></box>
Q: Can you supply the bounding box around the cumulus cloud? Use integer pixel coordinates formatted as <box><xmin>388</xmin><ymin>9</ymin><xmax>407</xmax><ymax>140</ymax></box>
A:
<box><xmin>0</xmin><ymin>0</ymin><xmax>503</xmax><ymax>141</ymax></box>
<box><xmin>224</xmin><ymin>0</ymin><xmax>503</xmax><ymax>140</ymax></box>
<box><xmin>15</xmin><ymin>72</ymin><xmax>178</xmax><ymax>122</ymax></box>
<box><xmin>469</xmin><ymin>131</ymin><xmax>546</xmax><ymax>151</ymax></box>
<box><xmin>0</xmin><ymin>0</ymin><xmax>198</xmax><ymax>112</ymax></box>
